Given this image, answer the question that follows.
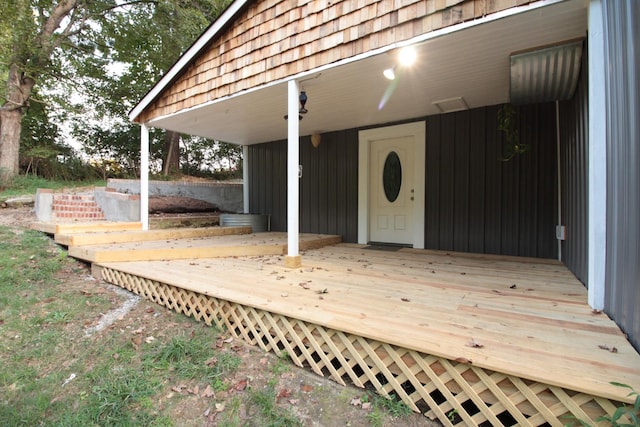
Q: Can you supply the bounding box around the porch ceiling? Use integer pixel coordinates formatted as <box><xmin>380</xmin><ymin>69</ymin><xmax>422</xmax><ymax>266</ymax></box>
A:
<box><xmin>148</xmin><ymin>0</ymin><xmax>587</xmax><ymax>145</ymax></box>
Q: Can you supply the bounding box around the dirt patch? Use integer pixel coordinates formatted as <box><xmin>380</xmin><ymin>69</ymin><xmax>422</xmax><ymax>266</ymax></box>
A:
<box><xmin>0</xmin><ymin>205</ymin><xmax>35</xmax><ymax>227</ymax></box>
<box><xmin>149</xmin><ymin>196</ymin><xmax>219</xmax><ymax>214</ymax></box>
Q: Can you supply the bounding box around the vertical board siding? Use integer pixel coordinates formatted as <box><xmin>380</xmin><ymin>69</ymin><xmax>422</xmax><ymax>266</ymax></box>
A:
<box><xmin>424</xmin><ymin>104</ymin><xmax>558</xmax><ymax>259</ymax></box>
<box><xmin>603</xmin><ymin>0</ymin><xmax>640</xmax><ymax>352</ymax></box>
<box><xmin>249</xmin><ymin>130</ymin><xmax>359</xmax><ymax>242</ymax></box>
<box><xmin>250</xmin><ymin>103</ymin><xmax>558</xmax><ymax>258</ymax></box>
<box><xmin>559</xmin><ymin>46</ymin><xmax>588</xmax><ymax>286</ymax></box>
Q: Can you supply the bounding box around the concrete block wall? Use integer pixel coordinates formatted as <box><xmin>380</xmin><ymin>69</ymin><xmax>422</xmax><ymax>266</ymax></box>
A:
<box><xmin>94</xmin><ymin>187</ymin><xmax>140</xmax><ymax>222</ymax></box>
<box><xmin>107</xmin><ymin>179</ymin><xmax>243</xmax><ymax>213</ymax></box>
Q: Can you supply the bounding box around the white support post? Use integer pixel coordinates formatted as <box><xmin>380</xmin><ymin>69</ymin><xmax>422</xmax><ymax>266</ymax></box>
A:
<box><xmin>285</xmin><ymin>80</ymin><xmax>301</xmax><ymax>268</ymax></box>
<box><xmin>140</xmin><ymin>124</ymin><xmax>150</xmax><ymax>231</ymax></box>
<box><xmin>587</xmin><ymin>0</ymin><xmax>606</xmax><ymax>309</ymax></box>
<box><xmin>242</xmin><ymin>145</ymin><xmax>250</xmax><ymax>213</ymax></box>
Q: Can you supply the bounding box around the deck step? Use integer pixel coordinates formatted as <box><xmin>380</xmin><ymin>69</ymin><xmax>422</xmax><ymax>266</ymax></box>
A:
<box><xmin>56</xmin><ymin>225</ymin><xmax>251</xmax><ymax>246</ymax></box>
<box><xmin>31</xmin><ymin>221</ymin><xmax>143</xmax><ymax>235</ymax></box>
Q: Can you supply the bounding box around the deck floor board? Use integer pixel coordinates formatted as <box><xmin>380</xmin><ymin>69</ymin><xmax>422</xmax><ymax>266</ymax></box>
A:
<box><xmin>98</xmin><ymin>242</ymin><xmax>640</xmax><ymax>403</ymax></box>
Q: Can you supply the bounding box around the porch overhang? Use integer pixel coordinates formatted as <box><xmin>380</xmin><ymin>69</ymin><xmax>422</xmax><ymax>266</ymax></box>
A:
<box><xmin>143</xmin><ymin>0</ymin><xmax>587</xmax><ymax>145</ymax></box>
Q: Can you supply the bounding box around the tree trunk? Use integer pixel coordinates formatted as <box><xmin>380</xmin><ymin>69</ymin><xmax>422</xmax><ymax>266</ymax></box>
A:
<box><xmin>0</xmin><ymin>65</ymin><xmax>33</xmax><ymax>183</ymax></box>
<box><xmin>162</xmin><ymin>131</ymin><xmax>181</xmax><ymax>176</ymax></box>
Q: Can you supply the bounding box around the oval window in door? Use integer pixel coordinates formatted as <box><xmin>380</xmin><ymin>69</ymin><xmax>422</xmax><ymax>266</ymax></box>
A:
<box><xmin>383</xmin><ymin>151</ymin><xmax>402</xmax><ymax>202</ymax></box>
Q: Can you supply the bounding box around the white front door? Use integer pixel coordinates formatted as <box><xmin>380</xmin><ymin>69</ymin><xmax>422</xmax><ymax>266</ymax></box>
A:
<box><xmin>369</xmin><ymin>136</ymin><xmax>414</xmax><ymax>245</ymax></box>
<box><xmin>358</xmin><ymin>122</ymin><xmax>425</xmax><ymax>248</ymax></box>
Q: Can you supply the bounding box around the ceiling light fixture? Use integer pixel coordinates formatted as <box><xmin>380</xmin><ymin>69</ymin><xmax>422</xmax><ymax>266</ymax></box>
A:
<box><xmin>383</xmin><ymin>67</ymin><xmax>396</xmax><ymax>80</ymax></box>
<box><xmin>398</xmin><ymin>46</ymin><xmax>417</xmax><ymax>67</ymax></box>
<box><xmin>382</xmin><ymin>45</ymin><xmax>417</xmax><ymax>79</ymax></box>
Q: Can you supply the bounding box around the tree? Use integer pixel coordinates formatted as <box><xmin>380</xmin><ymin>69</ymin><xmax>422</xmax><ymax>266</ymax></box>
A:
<box><xmin>0</xmin><ymin>0</ymin><xmax>88</xmax><ymax>183</ymax></box>
<box><xmin>1</xmin><ymin>0</ymin><xmax>231</xmax><ymax>184</ymax></box>
<box><xmin>78</xmin><ymin>0</ymin><xmax>231</xmax><ymax>177</ymax></box>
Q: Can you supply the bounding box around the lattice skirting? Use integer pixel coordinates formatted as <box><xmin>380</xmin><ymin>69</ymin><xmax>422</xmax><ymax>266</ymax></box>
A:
<box><xmin>100</xmin><ymin>267</ymin><xmax>623</xmax><ymax>427</ymax></box>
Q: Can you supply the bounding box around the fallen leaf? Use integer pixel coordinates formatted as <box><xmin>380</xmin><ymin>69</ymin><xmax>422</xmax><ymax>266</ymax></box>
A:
<box><xmin>172</xmin><ymin>385</ymin><xmax>185</xmax><ymax>393</ymax></box>
<box><xmin>259</xmin><ymin>357</ymin><xmax>268</xmax><ymax>365</ymax></box>
<box><xmin>299</xmin><ymin>282</ymin><xmax>310</xmax><ymax>289</ymax></box>
<box><xmin>509</xmin><ymin>284</ymin><xmax>517</xmax><ymax>289</ymax></box>
<box><xmin>455</xmin><ymin>357</ymin><xmax>472</xmax><ymax>364</ymax></box>
<box><xmin>288</xmin><ymin>399</ymin><xmax>299</xmax><ymax>405</ymax></box>
<box><xmin>466</xmin><ymin>339</ymin><xmax>484</xmax><ymax>349</ymax></box>
<box><xmin>223</xmin><ymin>337</ymin><xmax>233</xmax><ymax>343</ymax></box>
<box><xmin>350</xmin><ymin>397</ymin><xmax>362</xmax><ymax>407</ymax></box>
<box><xmin>315</xmin><ymin>288</ymin><xmax>328</xmax><ymax>294</ymax></box>
<box><xmin>205</xmin><ymin>357</ymin><xmax>218</xmax><ymax>367</ymax></box>
<box><xmin>301</xmin><ymin>384</ymin><xmax>313</xmax><ymax>393</ymax></box>
<box><xmin>201</xmin><ymin>385</ymin><xmax>215</xmax><ymax>398</ymax></box>
<box><xmin>131</xmin><ymin>336</ymin><xmax>142</xmax><ymax>350</ymax></box>
<box><xmin>277</xmin><ymin>388</ymin><xmax>292</xmax><ymax>400</ymax></box>
<box><xmin>215</xmin><ymin>403</ymin><xmax>225</xmax><ymax>412</ymax></box>
<box><xmin>362</xmin><ymin>402</ymin><xmax>372</xmax><ymax>410</ymax></box>
<box><xmin>235</xmin><ymin>379</ymin><xmax>248</xmax><ymax>391</ymax></box>
<box><xmin>145</xmin><ymin>307</ymin><xmax>155</xmax><ymax>313</ymax></box>
<box><xmin>144</xmin><ymin>336</ymin><xmax>155</xmax><ymax>344</ymax></box>
<box><xmin>401</xmin><ymin>297</ymin><xmax>410</xmax><ymax>302</ymax></box>
<box><xmin>598</xmin><ymin>344</ymin><xmax>618</xmax><ymax>353</ymax></box>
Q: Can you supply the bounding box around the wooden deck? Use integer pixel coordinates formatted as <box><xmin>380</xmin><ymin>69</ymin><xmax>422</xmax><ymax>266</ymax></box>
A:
<box><xmin>47</xmin><ymin>224</ymin><xmax>640</xmax><ymax>426</ymax></box>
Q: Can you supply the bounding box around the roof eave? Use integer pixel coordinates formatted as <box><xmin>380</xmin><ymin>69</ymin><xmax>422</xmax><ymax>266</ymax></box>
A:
<box><xmin>128</xmin><ymin>0</ymin><xmax>252</xmax><ymax>123</ymax></box>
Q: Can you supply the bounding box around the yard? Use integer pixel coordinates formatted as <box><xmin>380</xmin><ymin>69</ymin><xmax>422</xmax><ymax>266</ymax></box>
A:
<box><xmin>0</xmin><ymin>206</ymin><xmax>434</xmax><ymax>427</ymax></box>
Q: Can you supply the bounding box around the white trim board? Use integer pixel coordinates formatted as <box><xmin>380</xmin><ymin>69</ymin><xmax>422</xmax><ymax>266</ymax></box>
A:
<box><xmin>358</xmin><ymin>122</ymin><xmax>426</xmax><ymax>248</ymax></box>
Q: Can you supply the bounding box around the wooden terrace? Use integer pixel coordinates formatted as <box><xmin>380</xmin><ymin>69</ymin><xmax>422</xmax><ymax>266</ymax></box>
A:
<box><xmin>35</xmin><ymin>222</ymin><xmax>640</xmax><ymax>426</ymax></box>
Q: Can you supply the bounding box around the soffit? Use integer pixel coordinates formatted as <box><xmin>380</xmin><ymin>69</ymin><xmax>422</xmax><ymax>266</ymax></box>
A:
<box><xmin>148</xmin><ymin>0</ymin><xmax>587</xmax><ymax>145</ymax></box>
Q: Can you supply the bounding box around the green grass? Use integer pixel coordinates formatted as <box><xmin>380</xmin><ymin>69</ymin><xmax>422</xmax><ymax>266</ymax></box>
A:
<box><xmin>0</xmin><ymin>174</ymin><xmax>105</xmax><ymax>200</ymax></box>
<box><xmin>0</xmin><ymin>225</ymin><xmax>238</xmax><ymax>426</ymax></box>
<box><xmin>246</xmin><ymin>381</ymin><xmax>303</xmax><ymax>427</ymax></box>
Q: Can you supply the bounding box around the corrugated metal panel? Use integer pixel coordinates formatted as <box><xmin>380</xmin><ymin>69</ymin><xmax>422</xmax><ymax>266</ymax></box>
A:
<box><xmin>603</xmin><ymin>0</ymin><xmax>640</xmax><ymax>352</ymax></box>
<box><xmin>510</xmin><ymin>40</ymin><xmax>584</xmax><ymax>105</ymax></box>
<box><xmin>559</xmin><ymin>47</ymin><xmax>588</xmax><ymax>286</ymax></box>
<box><xmin>248</xmin><ymin>131</ymin><xmax>359</xmax><ymax>242</ymax></box>
<box><xmin>424</xmin><ymin>104</ymin><xmax>558</xmax><ymax>259</ymax></box>
<box><xmin>250</xmin><ymin>104</ymin><xmax>558</xmax><ymax>258</ymax></box>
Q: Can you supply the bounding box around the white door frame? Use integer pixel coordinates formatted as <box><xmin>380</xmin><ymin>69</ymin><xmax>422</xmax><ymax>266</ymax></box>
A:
<box><xmin>358</xmin><ymin>122</ymin><xmax>426</xmax><ymax>248</ymax></box>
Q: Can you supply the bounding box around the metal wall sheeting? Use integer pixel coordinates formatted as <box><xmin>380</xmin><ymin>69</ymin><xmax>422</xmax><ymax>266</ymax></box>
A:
<box><xmin>510</xmin><ymin>40</ymin><xmax>584</xmax><ymax>105</ymax></box>
<box><xmin>248</xmin><ymin>130</ymin><xmax>359</xmax><ymax>242</ymax></box>
<box><xmin>249</xmin><ymin>103</ymin><xmax>558</xmax><ymax>259</ymax></box>
<box><xmin>424</xmin><ymin>104</ymin><xmax>558</xmax><ymax>259</ymax></box>
<box><xmin>603</xmin><ymin>0</ymin><xmax>640</xmax><ymax>351</ymax></box>
<box><xmin>559</xmin><ymin>47</ymin><xmax>589</xmax><ymax>286</ymax></box>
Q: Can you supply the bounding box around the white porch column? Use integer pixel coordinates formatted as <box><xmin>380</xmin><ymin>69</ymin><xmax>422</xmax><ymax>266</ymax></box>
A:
<box><xmin>285</xmin><ymin>80</ymin><xmax>301</xmax><ymax>268</ymax></box>
<box><xmin>242</xmin><ymin>145</ymin><xmax>250</xmax><ymax>213</ymax></box>
<box><xmin>140</xmin><ymin>124</ymin><xmax>150</xmax><ymax>231</ymax></box>
<box><xmin>587</xmin><ymin>0</ymin><xmax>606</xmax><ymax>309</ymax></box>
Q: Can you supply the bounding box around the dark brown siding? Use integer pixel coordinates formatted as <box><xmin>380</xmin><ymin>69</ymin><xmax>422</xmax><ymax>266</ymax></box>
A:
<box><xmin>424</xmin><ymin>104</ymin><xmax>558</xmax><ymax>259</ymax></box>
<box><xmin>559</xmin><ymin>49</ymin><xmax>588</xmax><ymax>286</ymax></box>
<box><xmin>248</xmin><ymin>130</ymin><xmax>359</xmax><ymax>242</ymax></box>
<box><xmin>249</xmin><ymin>103</ymin><xmax>558</xmax><ymax>259</ymax></box>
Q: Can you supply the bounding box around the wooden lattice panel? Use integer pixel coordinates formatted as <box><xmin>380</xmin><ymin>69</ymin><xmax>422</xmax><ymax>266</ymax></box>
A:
<box><xmin>101</xmin><ymin>267</ymin><xmax>624</xmax><ymax>427</ymax></box>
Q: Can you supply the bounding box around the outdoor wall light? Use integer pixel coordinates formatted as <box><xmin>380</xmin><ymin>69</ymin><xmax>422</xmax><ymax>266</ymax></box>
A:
<box><xmin>284</xmin><ymin>91</ymin><xmax>309</xmax><ymax>120</ymax></box>
<box><xmin>299</xmin><ymin>91</ymin><xmax>308</xmax><ymax>114</ymax></box>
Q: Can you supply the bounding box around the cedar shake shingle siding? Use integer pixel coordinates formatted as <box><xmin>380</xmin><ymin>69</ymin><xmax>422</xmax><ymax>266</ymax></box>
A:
<box><xmin>136</xmin><ymin>0</ymin><xmax>536</xmax><ymax>123</ymax></box>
